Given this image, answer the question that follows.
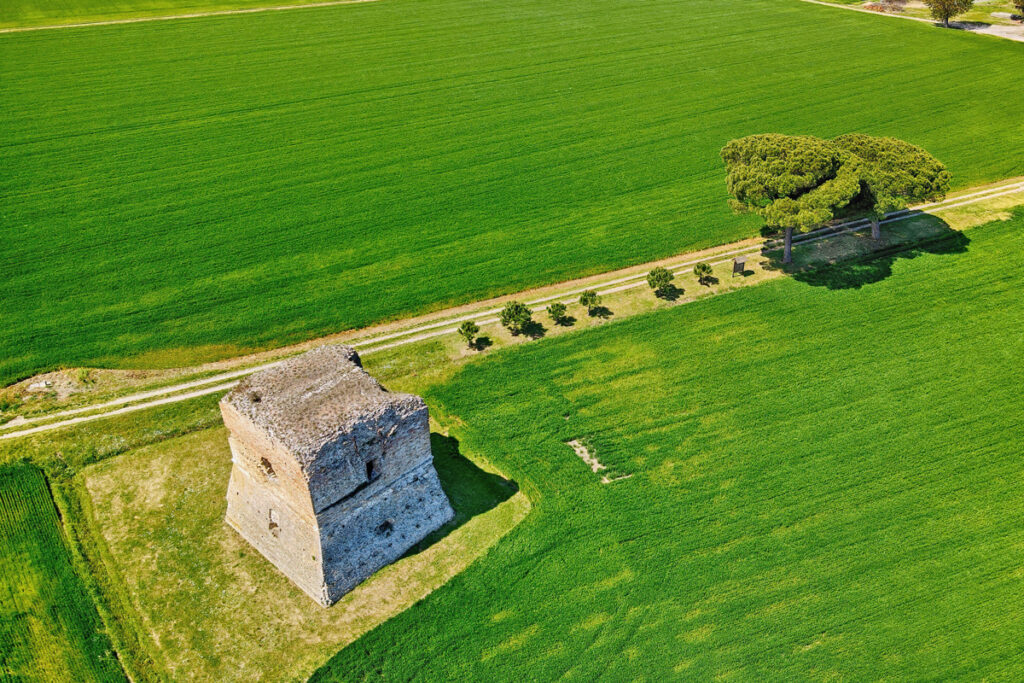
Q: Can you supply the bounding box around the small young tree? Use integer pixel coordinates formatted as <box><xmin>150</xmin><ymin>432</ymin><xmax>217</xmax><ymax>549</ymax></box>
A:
<box><xmin>647</xmin><ymin>267</ymin><xmax>674</xmax><ymax>297</ymax></box>
<box><xmin>547</xmin><ymin>302</ymin><xmax>568</xmax><ymax>324</ymax></box>
<box><xmin>834</xmin><ymin>134</ymin><xmax>951</xmax><ymax>240</ymax></box>
<box><xmin>458</xmin><ymin>320</ymin><xmax>479</xmax><ymax>348</ymax></box>
<box><xmin>500</xmin><ymin>301</ymin><xmax>532</xmax><ymax>335</ymax></box>
<box><xmin>579</xmin><ymin>290</ymin><xmax>601</xmax><ymax>315</ymax></box>
<box><xmin>923</xmin><ymin>0</ymin><xmax>973</xmax><ymax>26</ymax></box>
<box><xmin>693</xmin><ymin>262</ymin><xmax>714</xmax><ymax>286</ymax></box>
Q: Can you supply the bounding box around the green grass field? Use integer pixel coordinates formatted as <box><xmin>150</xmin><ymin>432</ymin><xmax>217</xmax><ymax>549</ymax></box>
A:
<box><xmin>1</xmin><ymin>0</ymin><xmax>1023</xmax><ymax>386</ymax></box>
<box><xmin>0</xmin><ymin>465</ymin><xmax>124</xmax><ymax>682</ymax></box>
<box><xmin>0</xmin><ymin>0</ymin><xmax>332</xmax><ymax>29</ymax></box>
<box><xmin>308</xmin><ymin>212</ymin><xmax>1024</xmax><ymax>680</ymax></box>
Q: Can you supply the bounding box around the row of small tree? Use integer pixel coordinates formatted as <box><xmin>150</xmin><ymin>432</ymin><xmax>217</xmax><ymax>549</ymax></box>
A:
<box><xmin>457</xmin><ymin>263</ymin><xmax>718</xmax><ymax>349</ymax></box>
<box><xmin>460</xmin><ymin>133</ymin><xmax>944</xmax><ymax>350</ymax></box>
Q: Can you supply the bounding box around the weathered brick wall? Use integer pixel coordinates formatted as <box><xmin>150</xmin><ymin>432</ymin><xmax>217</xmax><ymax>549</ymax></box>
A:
<box><xmin>225</xmin><ymin>462</ymin><xmax>326</xmax><ymax>602</ymax></box>
<box><xmin>318</xmin><ymin>460</ymin><xmax>454</xmax><ymax>602</ymax></box>
<box><xmin>220</xmin><ymin>344</ymin><xmax>455</xmax><ymax>607</ymax></box>
<box><xmin>305</xmin><ymin>398</ymin><xmax>432</xmax><ymax>514</ymax></box>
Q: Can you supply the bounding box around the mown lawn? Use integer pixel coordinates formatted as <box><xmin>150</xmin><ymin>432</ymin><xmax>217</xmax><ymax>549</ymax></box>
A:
<box><xmin>79</xmin><ymin>429</ymin><xmax>525</xmax><ymax>681</ymax></box>
<box><xmin>0</xmin><ymin>465</ymin><xmax>124</xmax><ymax>682</ymax></box>
<box><xmin>0</xmin><ymin>0</ymin><xmax>331</xmax><ymax>28</ymax></box>
<box><xmin>313</xmin><ymin>212</ymin><xmax>1024</xmax><ymax>680</ymax></box>
<box><xmin>2</xmin><ymin>0</ymin><xmax>1023</xmax><ymax>385</ymax></box>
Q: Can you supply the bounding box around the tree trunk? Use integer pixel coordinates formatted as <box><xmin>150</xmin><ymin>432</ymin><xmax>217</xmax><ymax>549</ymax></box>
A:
<box><xmin>944</xmin><ymin>15</ymin><xmax>950</xmax><ymax>27</ymax></box>
<box><xmin>783</xmin><ymin>227</ymin><xmax>793</xmax><ymax>264</ymax></box>
<box><xmin>871</xmin><ymin>218</ymin><xmax>881</xmax><ymax>241</ymax></box>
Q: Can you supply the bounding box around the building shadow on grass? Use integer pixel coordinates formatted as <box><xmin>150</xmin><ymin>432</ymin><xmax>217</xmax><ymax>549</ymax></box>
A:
<box><xmin>403</xmin><ymin>433</ymin><xmax>518</xmax><ymax>557</ymax></box>
<box><xmin>764</xmin><ymin>214</ymin><xmax>970</xmax><ymax>290</ymax></box>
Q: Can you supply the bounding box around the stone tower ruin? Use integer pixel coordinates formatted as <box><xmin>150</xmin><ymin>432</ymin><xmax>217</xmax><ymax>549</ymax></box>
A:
<box><xmin>220</xmin><ymin>344</ymin><xmax>454</xmax><ymax>606</ymax></box>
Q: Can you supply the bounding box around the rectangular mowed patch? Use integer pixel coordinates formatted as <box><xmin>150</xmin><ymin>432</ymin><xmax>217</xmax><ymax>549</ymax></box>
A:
<box><xmin>79</xmin><ymin>428</ymin><xmax>528</xmax><ymax>682</ymax></box>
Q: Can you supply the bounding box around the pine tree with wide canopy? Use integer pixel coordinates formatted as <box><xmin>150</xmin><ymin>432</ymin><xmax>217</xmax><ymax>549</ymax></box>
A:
<box><xmin>834</xmin><ymin>134</ymin><xmax>951</xmax><ymax>240</ymax></box>
<box><xmin>720</xmin><ymin>134</ymin><xmax>862</xmax><ymax>264</ymax></box>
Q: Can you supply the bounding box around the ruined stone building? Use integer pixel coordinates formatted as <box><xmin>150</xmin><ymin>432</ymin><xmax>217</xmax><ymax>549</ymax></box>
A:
<box><xmin>220</xmin><ymin>344</ymin><xmax>454</xmax><ymax>606</ymax></box>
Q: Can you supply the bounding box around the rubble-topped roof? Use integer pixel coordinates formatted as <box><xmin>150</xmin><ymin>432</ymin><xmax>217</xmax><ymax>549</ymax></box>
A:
<box><xmin>223</xmin><ymin>345</ymin><xmax>424</xmax><ymax>462</ymax></box>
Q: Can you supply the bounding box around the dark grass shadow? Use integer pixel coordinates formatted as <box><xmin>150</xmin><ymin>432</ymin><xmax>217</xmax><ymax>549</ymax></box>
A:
<box><xmin>764</xmin><ymin>215</ymin><xmax>969</xmax><ymax>290</ymax></box>
<box><xmin>587</xmin><ymin>306</ymin><xmax>614</xmax><ymax>319</ymax></box>
<box><xmin>471</xmin><ymin>336</ymin><xmax>493</xmax><ymax>351</ymax></box>
<box><xmin>654</xmin><ymin>285</ymin><xmax>683</xmax><ymax>301</ymax></box>
<box><xmin>697</xmin><ymin>276</ymin><xmax>720</xmax><ymax>287</ymax></box>
<box><xmin>550</xmin><ymin>315</ymin><xmax>576</xmax><ymax>327</ymax></box>
<box><xmin>404</xmin><ymin>433</ymin><xmax>518</xmax><ymax>557</ymax></box>
<box><xmin>945</xmin><ymin>20</ymin><xmax>994</xmax><ymax>31</ymax></box>
<box><xmin>523</xmin><ymin>320</ymin><xmax>547</xmax><ymax>339</ymax></box>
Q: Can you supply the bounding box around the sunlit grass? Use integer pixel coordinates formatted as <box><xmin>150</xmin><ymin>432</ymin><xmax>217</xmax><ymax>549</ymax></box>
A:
<box><xmin>313</xmin><ymin>213</ymin><xmax>1024</xmax><ymax>679</ymax></box>
<box><xmin>2</xmin><ymin>0</ymin><xmax>1023</xmax><ymax>384</ymax></box>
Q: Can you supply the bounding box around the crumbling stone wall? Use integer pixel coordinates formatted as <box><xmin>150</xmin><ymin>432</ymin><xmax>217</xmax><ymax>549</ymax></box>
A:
<box><xmin>222</xmin><ymin>345</ymin><xmax>454</xmax><ymax>606</ymax></box>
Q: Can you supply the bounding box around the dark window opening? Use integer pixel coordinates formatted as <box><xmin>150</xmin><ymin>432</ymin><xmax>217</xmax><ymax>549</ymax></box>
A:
<box><xmin>375</xmin><ymin>520</ymin><xmax>393</xmax><ymax>537</ymax></box>
<box><xmin>259</xmin><ymin>457</ymin><xmax>276</xmax><ymax>480</ymax></box>
<box><xmin>366</xmin><ymin>459</ymin><xmax>380</xmax><ymax>482</ymax></box>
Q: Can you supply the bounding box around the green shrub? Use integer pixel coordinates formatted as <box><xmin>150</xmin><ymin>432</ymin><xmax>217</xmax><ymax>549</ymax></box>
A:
<box><xmin>647</xmin><ymin>267</ymin><xmax>675</xmax><ymax>296</ymax></box>
<box><xmin>500</xmin><ymin>302</ymin><xmax>533</xmax><ymax>335</ymax></box>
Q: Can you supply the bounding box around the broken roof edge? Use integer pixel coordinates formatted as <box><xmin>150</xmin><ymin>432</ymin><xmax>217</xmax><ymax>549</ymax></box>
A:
<box><xmin>221</xmin><ymin>344</ymin><xmax>426</xmax><ymax>462</ymax></box>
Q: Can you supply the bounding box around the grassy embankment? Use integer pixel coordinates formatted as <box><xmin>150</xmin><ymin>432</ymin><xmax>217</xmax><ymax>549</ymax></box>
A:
<box><xmin>2</xmin><ymin>0</ymin><xmax>1023</xmax><ymax>385</ymax></box>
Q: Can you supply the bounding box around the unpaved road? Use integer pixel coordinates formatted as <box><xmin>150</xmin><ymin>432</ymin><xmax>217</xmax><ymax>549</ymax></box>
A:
<box><xmin>3</xmin><ymin>179</ymin><xmax>1023</xmax><ymax>440</ymax></box>
<box><xmin>0</xmin><ymin>0</ymin><xmax>380</xmax><ymax>34</ymax></box>
<box><xmin>800</xmin><ymin>0</ymin><xmax>1024</xmax><ymax>43</ymax></box>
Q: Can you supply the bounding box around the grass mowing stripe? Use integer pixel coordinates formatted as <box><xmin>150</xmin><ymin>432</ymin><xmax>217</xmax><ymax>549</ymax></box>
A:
<box><xmin>0</xmin><ymin>465</ymin><xmax>125</xmax><ymax>682</ymax></box>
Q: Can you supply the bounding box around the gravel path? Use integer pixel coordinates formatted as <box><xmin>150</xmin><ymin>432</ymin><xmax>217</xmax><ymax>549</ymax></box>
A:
<box><xmin>4</xmin><ymin>179</ymin><xmax>1023</xmax><ymax>440</ymax></box>
<box><xmin>0</xmin><ymin>0</ymin><xmax>380</xmax><ymax>34</ymax></box>
<box><xmin>800</xmin><ymin>0</ymin><xmax>1024</xmax><ymax>43</ymax></box>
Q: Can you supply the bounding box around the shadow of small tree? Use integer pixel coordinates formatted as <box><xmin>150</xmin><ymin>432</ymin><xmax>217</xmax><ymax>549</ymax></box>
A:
<box><xmin>472</xmin><ymin>336</ymin><xmax>493</xmax><ymax>351</ymax></box>
<box><xmin>654</xmin><ymin>285</ymin><xmax>683</xmax><ymax>301</ymax></box>
<box><xmin>554</xmin><ymin>315</ymin><xmax>576</xmax><ymax>327</ymax></box>
<box><xmin>404</xmin><ymin>433</ymin><xmax>518</xmax><ymax>558</ymax></box>
<box><xmin>779</xmin><ymin>228</ymin><xmax>969</xmax><ymax>290</ymax></box>
<box><xmin>587</xmin><ymin>306</ymin><xmax>613</xmax><ymax>319</ymax></box>
<box><xmin>523</xmin><ymin>320</ymin><xmax>547</xmax><ymax>339</ymax></box>
<box><xmin>698</xmin><ymin>275</ymin><xmax>720</xmax><ymax>287</ymax></box>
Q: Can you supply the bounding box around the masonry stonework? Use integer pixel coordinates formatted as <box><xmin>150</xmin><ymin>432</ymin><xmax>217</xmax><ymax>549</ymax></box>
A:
<box><xmin>221</xmin><ymin>344</ymin><xmax>454</xmax><ymax>606</ymax></box>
